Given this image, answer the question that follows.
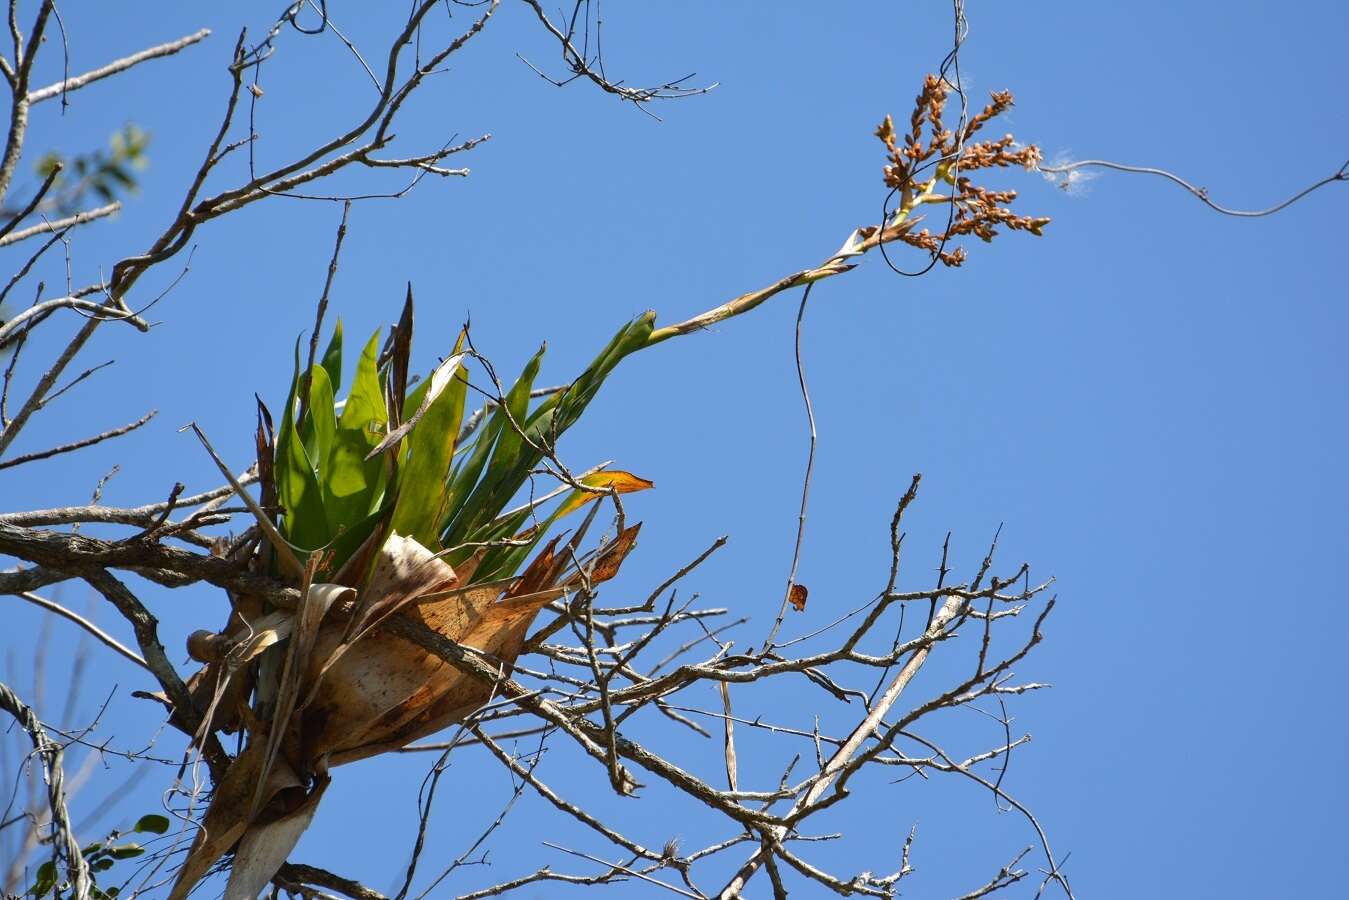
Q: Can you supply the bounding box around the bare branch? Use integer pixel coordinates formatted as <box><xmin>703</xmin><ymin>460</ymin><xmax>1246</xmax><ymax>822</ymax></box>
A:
<box><xmin>0</xmin><ymin>563</ymin><xmax>68</xmax><ymax>594</ymax></box>
<box><xmin>0</xmin><ymin>293</ymin><xmax>148</xmax><ymax>348</ymax></box>
<box><xmin>0</xmin><ymin>472</ymin><xmax>253</xmax><ymax>529</ymax></box>
<box><xmin>80</xmin><ymin>568</ymin><xmax>230</xmax><ymax>780</ymax></box>
<box><xmin>517</xmin><ymin>0</ymin><xmax>715</xmax><ymax>115</ymax></box>
<box><xmin>0</xmin><ymin>521</ymin><xmax>303</xmax><ymax>610</ymax></box>
<box><xmin>0</xmin><ymin>0</ymin><xmax>55</xmax><ymax>205</ymax></box>
<box><xmin>471</xmin><ymin>724</ymin><xmax>662</xmax><ymax>862</ymax></box>
<box><xmin>275</xmin><ymin>863</ymin><xmax>389</xmax><ymax>900</ymax></box>
<box><xmin>11</xmin><ymin>589</ymin><xmax>149</xmax><ymax>670</ymax></box>
<box><xmin>952</xmin><ymin>848</ymin><xmax>1030</xmax><ymax>899</ymax></box>
<box><xmin>27</xmin><ymin>28</ymin><xmax>211</xmax><ymax>104</ymax></box>
<box><xmin>0</xmin><ymin>679</ymin><xmax>90</xmax><ymax>900</ymax></box>
<box><xmin>0</xmin><ymin>408</ymin><xmax>155</xmax><ymax>470</ymax></box>
<box><xmin>0</xmin><ymin>314</ymin><xmax>107</xmax><ymax>455</ymax></box>
<box><xmin>0</xmin><ymin>201</ymin><xmax>120</xmax><ymax>248</ymax></box>
<box><xmin>0</xmin><ymin>155</ymin><xmax>60</xmax><ymax>240</ymax></box>
<box><xmin>540</xmin><ymin>842</ymin><xmax>701</xmax><ymax>899</ymax></box>
<box><xmin>716</xmin><ymin>594</ymin><xmax>966</xmax><ymax>898</ymax></box>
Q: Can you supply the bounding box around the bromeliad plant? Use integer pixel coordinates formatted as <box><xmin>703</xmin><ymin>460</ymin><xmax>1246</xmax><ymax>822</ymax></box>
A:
<box><xmin>168</xmin><ymin>295</ymin><xmax>657</xmax><ymax>900</ymax></box>
<box><xmin>164</xmin><ymin>74</ymin><xmax>1048</xmax><ymax>900</ymax></box>
<box><xmin>266</xmin><ymin>291</ymin><xmax>656</xmax><ymax>585</ymax></box>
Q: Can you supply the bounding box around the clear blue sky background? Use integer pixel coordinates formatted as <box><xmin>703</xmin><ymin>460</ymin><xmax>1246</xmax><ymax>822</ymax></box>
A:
<box><xmin>3</xmin><ymin>2</ymin><xmax>1346</xmax><ymax>897</ymax></box>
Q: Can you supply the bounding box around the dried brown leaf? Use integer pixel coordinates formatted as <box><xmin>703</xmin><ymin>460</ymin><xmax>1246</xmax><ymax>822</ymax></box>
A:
<box><xmin>167</xmin><ymin>742</ymin><xmax>270</xmax><ymax>900</ymax></box>
<box><xmin>512</xmin><ymin>534</ymin><xmax>563</xmax><ymax>598</ymax></box>
<box><xmin>720</xmin><ymin>682</ymin><xmax>738</xmax><ymax>793</ymax></box>
<box><xmin>583</xmin><ymin>522</ymin><xmax>642</xmax><ymax>586</ymax></box>
<box><xmin>308</xmin><ymin>582</ymin><xmax>562</xmax><ymax>766</ymax></box>
<box><xmin>254</xmin><ymin>581</ymin><xmax>351</xmax><ymax>818</ymax></box>
<box><xmin>225</xmin><ymin>773</ymin><xmax>330</xmax><ymax>900</ymax></box>
<box><xmin>343</xmin><ymin>531</ymin><xmax>458</xmax><ymax>643</ymax></box>
<box><xmin>333</xmin><ymin>587</ymin><xmax>563</xmax><ymax>763</ymax></box>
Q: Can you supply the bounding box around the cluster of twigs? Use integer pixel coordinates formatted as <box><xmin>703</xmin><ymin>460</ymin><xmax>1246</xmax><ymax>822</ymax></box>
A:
<box><xmin>2</xmin><ymin>1</ymin><xmax>1344</xmax><ymax>898</ymax></box>
<box><xmin>1</xmin><ymin>669</ymin><xmax>90</xmax><ymax>899</ymax></box>
<box><xmin>3</xmin><ymin>461</ymin><xmax>1067</xmax><ymax>900</ymax></box>
<box><xmin>374</xmin><ymin>478</ymin><xmax>1067</xmax><ymax>900</ymax></box>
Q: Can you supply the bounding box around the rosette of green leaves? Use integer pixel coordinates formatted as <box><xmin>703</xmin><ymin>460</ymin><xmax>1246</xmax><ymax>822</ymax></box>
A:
<box><xmin>266</xmin><ymin>289</ymin><xmax>653</xmax><ymax>584</ymax></box>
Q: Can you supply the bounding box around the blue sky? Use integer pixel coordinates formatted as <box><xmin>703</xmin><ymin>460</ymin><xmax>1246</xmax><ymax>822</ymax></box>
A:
<box><xmin>3</xmin><ymin>2</ymin><xmax>1347</xmax><ymax>897</ymax></box>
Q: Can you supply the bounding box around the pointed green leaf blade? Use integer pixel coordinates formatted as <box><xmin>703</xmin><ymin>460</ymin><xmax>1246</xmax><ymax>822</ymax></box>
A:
<box><xmin>320</xmin><ymin>318</ymin><xmax>344</xmax><ymax>394</ymax></box>
<box><xmin>323</xmin><ymin>329</ymin><xmax>389</xmax><ymax>534</ymax></box>
<box><xmin>388</xmin><ymin>352</ymin><xmax>469</xmax><ymax>548</ymax></box>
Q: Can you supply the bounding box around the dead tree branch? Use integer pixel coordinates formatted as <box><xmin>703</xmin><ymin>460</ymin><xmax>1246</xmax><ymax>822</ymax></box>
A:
<box><xmin>27</xmin><ymin>27</ymin><xmax>212</xmax><ymax>104</ymax></box>
<box><xmin>0</xmin><ymin>680</ymin><xmax>90</xmax><ymax>900</ymax></box>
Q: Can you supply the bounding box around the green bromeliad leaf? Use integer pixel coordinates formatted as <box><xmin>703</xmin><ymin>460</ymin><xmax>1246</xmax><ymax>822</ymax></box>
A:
<box><xmin>320</xmin><ymin>318</ymin><xmax>343</xmax><ymax>394</ymax></box>
<box><xmin>301</xmin><ymin>364</ymin><xmax>336</xmax><ymax>471</ymax></box>
<box><xmin>322</xmin><ymin>330</ymin><xmax>389</xmax><ymax>537</ymax></box>
<box><xmin>276</xmin><ymin>339</ymin><xmax>329</xmax><ymax>552</ymax></box>
<box><xmin>467</xmin><ymin>506</ymin><xmax>535</xmax><ymax>582</ymax></box>
<box><xmin>272</xmin><ymin>305</ymin><xmax>655</xmax><ymax>585</ymax></box>
<box><xmin>441</xmin><ymin>343</ymin><xmax>546</xmax><ymax>553</ymax></box>
<box><xmin>388</xmin><ymin>339</ymin><xmax>469</xmax><ymax>549</ymax></box>
<box><xmin>444</xmin><ymin>313</ymin><xmax>654</xmax><ymax>569</ymax></box>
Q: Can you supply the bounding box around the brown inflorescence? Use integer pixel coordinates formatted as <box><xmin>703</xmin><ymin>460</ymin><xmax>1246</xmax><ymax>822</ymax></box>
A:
<box><xmin>871</xmin><ymin>75</ymin><xmax>1049</xmax><ymax>268</ymax></box>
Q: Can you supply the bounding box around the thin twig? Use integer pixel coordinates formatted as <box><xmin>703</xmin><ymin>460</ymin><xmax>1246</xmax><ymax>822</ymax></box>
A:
<box><xmin>540</xmin><ymin>842</ymin><xmax>700</xmax><ymax>899</ymax></box>
<box><xmin>0</xmin><ymin>294</ymin><xmax>149</xmax><ymax>348</ymax></box>
<box><xmin>12</xmin><ymin>590</ymin><xmax>148</xmax><ymax>670</ymax></box>
<box><xmin>0</xmin><ymin>409</ymin><xmax>154</xmax><ymax>470</ymax></box>
<box><xmin>297</xmin><ymin>200</ymin><xmax>351</xmax><ymax>426</ymax></box>
<box><xmin>1038</xmin><ymin>157</ymin><xmax>1348</xmax><ymax>217</ymax></box>
<box><xmin>27</xmin><ymin>28</ymin><xmax>211</xmax><ymax>104</ymax></box>
<box><xmin>0</xmin><ymin>201</ymin><xmax>119</xmax><ymax>247</ymax></box>
<box><xmin>0</xmin><ymin>679</ymin><xmax>90</xmax><ymax>900</ymax></box>
<box><xmin>0</xmin><ymin>156</ymin><xmax>60</xmax><ymax>241</ymax></box>
<box><xmin>762</xmin><ymin>282</ymin><xmax>816</xmax><ymax>652</ymax></box>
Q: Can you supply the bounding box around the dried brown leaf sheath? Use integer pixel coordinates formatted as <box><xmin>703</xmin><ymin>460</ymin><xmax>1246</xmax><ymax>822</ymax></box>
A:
<box><xmin>168</xmin><ymin>530</ymin><xmax>595</xmax><ymax>900</ymax></box>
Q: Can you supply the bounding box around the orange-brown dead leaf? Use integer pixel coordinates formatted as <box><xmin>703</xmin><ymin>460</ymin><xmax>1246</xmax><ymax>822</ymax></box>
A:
<box><xmin>310</xmin><ymin>581</ymin><xmax>564</xmax><ymax>766</ymax></box>
<box><xmin>584</xmin><ymin>523</ymin><xmax>642</xmax><ymax>586</ymax></box>
<box><xmin>789</xmin><ymin>583</ymin><xmax>808</xmax><ymax>612</ymax></box>
<box><xmin>555</xmin><ymin>470</ymin><xmax>654</xmax><ymax>517</ymax></box>
<box><xmin>511</xmin><ymin>534</ymin><xmax>563</xmax><ymax>597</ymax></box>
